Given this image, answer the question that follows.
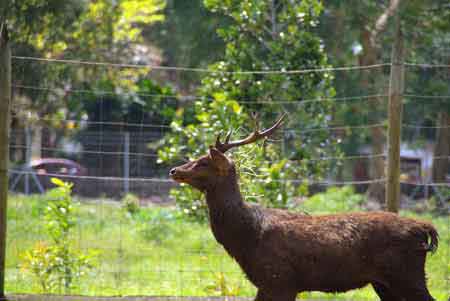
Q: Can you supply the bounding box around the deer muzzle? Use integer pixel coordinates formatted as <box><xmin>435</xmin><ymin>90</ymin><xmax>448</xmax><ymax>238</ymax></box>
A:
<box><xmin>169</xmin><ymin>167</ymin><xmax>187</xmax><ymax>183</ymax></box>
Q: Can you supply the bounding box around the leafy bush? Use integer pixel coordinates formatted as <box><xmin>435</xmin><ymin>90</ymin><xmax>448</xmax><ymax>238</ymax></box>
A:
<box><xmin>159</xmin><ymin>95</ymin><xmax>320</xmax><ymax>220</ymax></box>
<box><xmin>169</xmin><ymin>184</ymin><xmax>209</xmax><ymax>221</ymax></box>
<box><xmin>121</xmin><ymin>193</ymin><xmax>140</xmax><ymax>216</ymax></box>
<box><xmin>135</xmin><ymin>208</ymin><xmax>179</xmax><ymax>244</ymax></box>
<box><xmin>21</xmin><ymin>178</ymin><xmax>97</xmax><ymax>293</ymax></box>
<box><xmin>158</xmin><ymin>0</ymin><xmax>342</xmax><ymax>220</ymax></box>
<box><xmin>239</xmin><ymin>152</ymin><xmax>309</xmax><ymax>209</ymax></box>
<box><xmin>298</xmin><ymin>186</ymin><xmax>364</xmax><ymax>214</ymax></box>
<box><xmin>158</xmin><ymin>95</ymin><xmax>247</xmax><ymax>220</ymax></box>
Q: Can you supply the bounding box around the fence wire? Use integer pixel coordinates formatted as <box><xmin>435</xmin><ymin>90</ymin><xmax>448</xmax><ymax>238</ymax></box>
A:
<box><xmin>5</xmin><ymin>55</ymin><xmax>449</xmax><ymax>299</ymax></box>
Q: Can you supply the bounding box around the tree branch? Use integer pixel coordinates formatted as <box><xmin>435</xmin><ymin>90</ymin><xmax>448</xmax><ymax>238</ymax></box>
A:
<box><xmin>370</xmin><ymin>0</ymin><xmax>402</xmax><ymax>46</ymax></box>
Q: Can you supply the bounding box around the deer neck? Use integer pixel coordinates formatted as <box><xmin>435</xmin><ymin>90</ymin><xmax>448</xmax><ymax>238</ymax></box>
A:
<box><xmin>205</xmin><ymin>168</ymin><xmax>261</xmax><ymax>255</ymax></box>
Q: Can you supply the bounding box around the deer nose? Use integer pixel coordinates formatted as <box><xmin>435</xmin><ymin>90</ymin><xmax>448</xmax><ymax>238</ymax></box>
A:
<box><xmin>169</xmin><ymin>168</ymin><xmax>177</xmax><ymax>176</ymax></box>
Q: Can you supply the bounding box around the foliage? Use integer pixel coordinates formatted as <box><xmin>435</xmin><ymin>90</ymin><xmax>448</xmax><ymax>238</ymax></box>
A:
<box><xmin>239</xmin><ymin>153</ymin><xmax>309</xmax><ymax>209</ymax></box>
<box><xmin>159</xmin><ymin>0</ymin><xmax>341</xmax><ymax>218</ymax></box>
<box><xmin>298</xmin><ymin>186</ymin><xmax>364</xmax><ymax>214</ymax></box>
<box><xmin>21</xmin><ymin>179</ymin><xmax>97</xmax><ymax>293</ymax></box>
<box><xmin>8</xmin><ymin>0</ymin><xmax>167</xmax><ymax>129</ymax></box>
<box><xmin>146</xmin><ymin>0</ymin><xmax>228</xmax><ymax>91</ymax></box>
<box><xmin>64</xmin><ymin>0</ymin><xmax>165</xmax><ymax>91</ymax></box>
<box><xmin>7</xmin><ymin>0</ymin><xmax>165</xmax><ymax>64</ymax></box>
<box><xmin>159</xmin><ymin>94</ymin><xmax>309</xmax><ymax>218</ymax></box>
<box><xmin>120</xmin><ymin>196</ymin><xmax>182</xmax><ymax>244</ymax></box>
<box><xmin>121</xmin><ymin>193</ymin><xmax>141</xmax><ymax>215</ymax></box>
<box><xmin>158</xmin><ymin>94</ymin><xmax>246</xmax><ymax>219</ymax></box>
<box><xmin>198</xmin><ymin>2</ymin><xmax>340</xmax><ymax>174</ymax></box>
<box><xmin>77</xmin><ymin>78</ymin><xmax>177</xmax><ymax>131</ymax></box>
<box><xmin>135</xmin><ymin>209</ymin><xmax>179</xmax><ymax>244</ymax></box>
<box><xmin>204</xmin><ymin>272</ymin><xmax>241</xmax><ymax>296</ymax></box>
<box><xmin>320</xmin><ymin>1</ymin><xmax>450</xmax><ymax>183</ymax></box>
<box><xmin>169</xmin><ymin>184</ymin><xmax>209</xmax><ymax>221</ymax></box>
<box><xmin>158</xmin><ymin>94</ymin><xmax>247</xmax><ymax>162</ymax></box>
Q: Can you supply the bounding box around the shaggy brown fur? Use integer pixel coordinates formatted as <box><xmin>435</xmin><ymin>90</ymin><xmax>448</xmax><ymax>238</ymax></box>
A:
<box><xmin>170</xmin><ymin>148</ymin><xmax>438</xmax><ymax>301</ymax></box>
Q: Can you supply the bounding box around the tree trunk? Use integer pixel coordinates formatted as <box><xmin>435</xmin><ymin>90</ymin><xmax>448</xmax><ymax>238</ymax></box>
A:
<box><xmin>366</xmin><ymin>124</ymin><xmax>386</xmax><ymax>203</ymax></box>
<box><xmin>360</xmin><ymin>29</ymin><xmax>386</xmax><ymax>204</ymax></box>
<box><xmin>358</xmin><ymin>0</ymin><xmax>403</xmax><ymax>205</ymax></box>
<box><xmin>431</xmin><ymin>111</ymin><xmax>449</xmax><ymax>183</ymax></box>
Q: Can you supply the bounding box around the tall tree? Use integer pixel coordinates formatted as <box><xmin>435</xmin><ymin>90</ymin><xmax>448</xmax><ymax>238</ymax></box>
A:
<box><xmin>144</xmin><ymin>0</ymin><xmax>228</xmax><ymax>92</ymax></box>
<box><xmin>7</xmin><ymin>0</ymin><xmax>167</xmax><ymax>160</ymax></box>
<box><xmin>7</xmin><ymin>0</ymin><xmax>85</xmax><ymax>161</ymax></box>
<box><xmin>321</xmin><ymin>0</ymin><xmax>450</xmax><ymax>203</ymax></box>
<box><xmin>200</xmin><ymin>0</ymin><xmax>338</xmax><ymax>176</ymax></box>
<box><xmin>362</xmin><ymin>0</ymin><xmax>402</xmax><ymax>203</ymax></box>
<box><xmin>402</xmin><ymin>1</ymin><xmax>450</xmax><ymax>185</ymax></box>
<box><xmin>160</xmin><ymin>0</ymin><xmax>340</xmax><ymax>215</ymax></box>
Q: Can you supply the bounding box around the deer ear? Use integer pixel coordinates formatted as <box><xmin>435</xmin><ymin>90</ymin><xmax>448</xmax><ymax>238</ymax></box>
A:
<box><xmin>208</xmin><ymin>146</ymin><xmax>231</xmax><ymax>173</ymax></box>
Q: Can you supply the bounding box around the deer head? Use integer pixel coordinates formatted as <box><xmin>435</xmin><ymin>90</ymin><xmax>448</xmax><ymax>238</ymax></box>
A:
<box><xmin>169</xmin><ymin>113</ymin><xmax>286</xmax><ymax>192</ymax></box>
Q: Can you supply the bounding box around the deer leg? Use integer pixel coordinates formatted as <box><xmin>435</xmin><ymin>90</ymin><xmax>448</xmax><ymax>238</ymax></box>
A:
<box><xmin>255</xmin><ymin>289</ymin><xmax>297</xmax><ymax>301</ymax></box>
<box><xmin>384</xmin><ymin>276</ymin><xmax>435</xmax><ymax>301</ymax></box>
<box><xmin>394</xmin><ymin>254</ymin><xmax>435</xmax><ymax>301</ymax></box>
<box><xmin>372</xmin><ymin>282</ymin><xmax>401</xmax><ymax>301</ymax></box>
<box><xmin>396</xmin><ymin>286</ymin><xmax>435</xmax><ymax>301</ymax></box>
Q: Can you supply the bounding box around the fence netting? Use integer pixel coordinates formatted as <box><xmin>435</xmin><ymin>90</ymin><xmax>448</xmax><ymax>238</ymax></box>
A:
<box><xmin>5</xmin><ymin>57</ymin><xmax>449</xmax><ymax>299</ymax></box>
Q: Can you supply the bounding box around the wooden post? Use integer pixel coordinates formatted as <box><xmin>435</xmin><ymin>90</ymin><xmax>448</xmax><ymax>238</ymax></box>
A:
<box><xmin>386</xmin><ymin>14</ymin><xmax>404</xmax><ymax>213</ymax></box>
<box><xmin>0</xmin><ymin>22</ymin><xmax>11</xmax><ymax>298</ymax></box>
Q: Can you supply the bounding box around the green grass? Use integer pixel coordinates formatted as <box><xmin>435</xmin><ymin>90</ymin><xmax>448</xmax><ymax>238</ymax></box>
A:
<box><xmin>5</xmin><ymin>188</ymin><xmax>450</xmax><ymax>300</ymax></box>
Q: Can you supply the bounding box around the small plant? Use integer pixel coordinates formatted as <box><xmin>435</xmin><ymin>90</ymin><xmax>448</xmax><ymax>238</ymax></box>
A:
<box><xmin>137</xmin><ymin>208</ymin><xmax>177</xmax><ymax>244</ymax></box>
<box><xmin>21</xmin><ymin>241</ymin><xmax>54</xmax><ymax>292</ymax></box>
<box><xmin>21</xmin><ymin>178</ymin><xmax>97</xmax><ymax>293</ymax></box>
<box><xmin>204</xmin><ymin>271</ymin><xmax>241</xmax><ymax>297</ymax></box>
<box><xmin>121</xmin><ymin>193</ymin><xmax>140</xmax><ymax>215</ymax></box>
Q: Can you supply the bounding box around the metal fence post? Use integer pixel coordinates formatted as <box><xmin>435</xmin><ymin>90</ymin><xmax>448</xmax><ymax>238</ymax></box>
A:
<box><xmin>25</xmin><ymin>126</ymin><xmax>32</xmax><ymax>194</ymax></box>
<box><xmin>124</xmin><ymin>132</ymin><xmax>130</xmax><ymax>195</ymax></box>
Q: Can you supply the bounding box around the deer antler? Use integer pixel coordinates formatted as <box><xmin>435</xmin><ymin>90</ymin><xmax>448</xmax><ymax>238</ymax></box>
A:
<box><xmin>215</xmin><ymin>113</ymin><xmax>286</xmax><ymax>153</ymax></box>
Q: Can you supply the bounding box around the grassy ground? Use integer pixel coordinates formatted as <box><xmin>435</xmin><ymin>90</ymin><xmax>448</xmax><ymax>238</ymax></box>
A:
<box><xmin>5</xmin><ymin>188</ymin><xmax>450</xmax><ymax>300</ymax></box>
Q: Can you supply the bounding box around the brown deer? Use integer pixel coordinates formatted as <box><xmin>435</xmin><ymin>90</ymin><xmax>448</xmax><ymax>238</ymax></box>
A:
<box><xmin>169</xmin><ymin>114</ymin><xmax>438</xmax><ymax>301</ymax></box>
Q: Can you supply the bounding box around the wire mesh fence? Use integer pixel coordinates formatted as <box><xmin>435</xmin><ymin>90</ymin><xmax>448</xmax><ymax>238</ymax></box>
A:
<box><xmin>4</xmin><ymin>56</ymin><xmax>450</xmax><ymax>300</ymax></box>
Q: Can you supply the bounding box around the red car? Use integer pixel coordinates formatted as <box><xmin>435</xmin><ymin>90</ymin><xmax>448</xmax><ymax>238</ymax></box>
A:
<box><xmin>30</xmin><ymin>158</ymin><xmax>87</xmax><ymax>193</ymax></box>
<box><xmin>31</xmin><ymin>158</ymin><xmax>87</xmax><ymax>177</ymax></box>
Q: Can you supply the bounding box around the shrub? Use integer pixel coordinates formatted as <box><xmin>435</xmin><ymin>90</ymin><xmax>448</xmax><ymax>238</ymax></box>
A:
<box><xmin>158</xmin><ymin>96</ymin><xmax>247</xmax><ymax>221</ymax></box>
<box><xmin>169</xmin><ymin>184</ymin><xmax>209</xmax><ymax>221</ymax></box>
<box><xmin>298</xmin><ymin>186</ymin><xmax>364</xmax><ymax>214</ymax></box>
<box><xmin>21</xmin><ymin>178</ymin><xmax>97</xmax><ymax>293</ymax></box>
<box><xmin>121</xmin><ymin>193</ymin><xmax>140</xmax><ymax>216</ymax></box>
<box><xmin>136</xmin><ymin>208</ymin><xmax>178</xmax><ymax>244</ymax></box>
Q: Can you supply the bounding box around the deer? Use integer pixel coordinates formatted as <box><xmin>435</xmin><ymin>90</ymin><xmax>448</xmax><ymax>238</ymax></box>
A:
<box><xmin>169</xmin><ymin>113</ymin><xmax>439</xmax><ymax>301</ymax></box>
